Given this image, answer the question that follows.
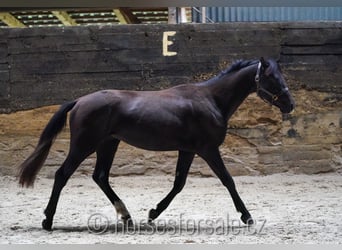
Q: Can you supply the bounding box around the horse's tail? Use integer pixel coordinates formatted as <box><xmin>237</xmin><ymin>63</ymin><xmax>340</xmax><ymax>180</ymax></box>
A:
<box><xmin>18</xmin><ymin>100</ymin><xmax>77</xmax><ymax>187</ymax></box>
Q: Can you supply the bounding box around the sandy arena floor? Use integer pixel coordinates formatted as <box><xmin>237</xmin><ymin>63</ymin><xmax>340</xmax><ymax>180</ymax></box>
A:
<box><xmin>1</xmin><ymin>173</ymin><xmax>341</xmax><ymax>244</ymax></box>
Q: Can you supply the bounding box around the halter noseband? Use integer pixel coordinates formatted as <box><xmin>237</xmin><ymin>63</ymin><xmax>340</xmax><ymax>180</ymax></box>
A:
<box><xmin>255</xmin><ymin>61</ymin><xmax>289</xmax><ymax>106</ymax></box>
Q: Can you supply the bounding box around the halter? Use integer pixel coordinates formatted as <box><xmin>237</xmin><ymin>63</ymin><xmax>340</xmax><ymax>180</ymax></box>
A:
<box><xmin>254</xmin><ymin>61</ymin><xmax>289</xmax><ymax>106</ymax></box>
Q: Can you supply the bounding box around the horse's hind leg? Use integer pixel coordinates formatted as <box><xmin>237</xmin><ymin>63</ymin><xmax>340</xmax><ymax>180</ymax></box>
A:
<box><xmin>148</xmin><ymin>151</ymin><xmax>195</xmax><ymax>222</ymax></box>
<box><xmin>92</xmin><ymin>137</ymin><xmax>132</xmax><ymax>224</ymax></box>
<box><xmin>42</xmin><ymin>147</ymin><xmax>92</xmax><ymax>230</ymax></box>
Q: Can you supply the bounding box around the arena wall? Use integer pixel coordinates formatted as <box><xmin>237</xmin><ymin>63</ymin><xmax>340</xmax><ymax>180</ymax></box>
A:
<box><xmin>0</xmin><ymin>22</ymin><xmax>341</xmax><ymax>177</ymax></box>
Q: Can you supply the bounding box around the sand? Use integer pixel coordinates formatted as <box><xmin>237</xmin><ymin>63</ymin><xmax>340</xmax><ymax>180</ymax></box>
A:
<box><xmin>1</xmin><ymin>173</ymin><xmax>341</xmax><ymax>244</ymax></box>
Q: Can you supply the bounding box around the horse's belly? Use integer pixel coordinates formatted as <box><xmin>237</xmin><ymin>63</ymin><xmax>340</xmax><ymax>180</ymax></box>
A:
<box><xmin>111</xmin><ymin>120</ymin><xmax>205</xmax><ymax>151</ymax></box>
<box><xmin>110</xmin><ymin>107</ymin><xmax>226</xmax><ymax>151</ymax></box>
<box><xmin>112</xmin><ymin>131</ymin><xmax>181</xmax><ymax>151</ymax></box>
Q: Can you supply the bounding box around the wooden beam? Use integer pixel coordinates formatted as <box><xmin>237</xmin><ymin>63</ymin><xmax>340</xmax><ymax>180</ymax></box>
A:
<box><xmin>51</xmin><ymin>11</ymin><xmax>77</xmax><ymax>26</ymax></box>
<box><xmin>0</xmin><ymin>12</ymin><xmax>26</xmax><ymax>27</ymax></box>
<box><xmin>113</xmin><ymin>8</ymin><xmax>141</xmax><ymax>24</ymax></box>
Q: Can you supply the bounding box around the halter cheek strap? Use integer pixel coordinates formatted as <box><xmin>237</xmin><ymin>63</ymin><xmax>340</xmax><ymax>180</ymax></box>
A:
<box><xmin>255</xmin><ymin>62</ymin><xmax>262</xmax><ymax>83</ymax></box>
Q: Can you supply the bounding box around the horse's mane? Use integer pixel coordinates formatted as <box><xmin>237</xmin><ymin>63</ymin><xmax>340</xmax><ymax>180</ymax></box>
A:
<box><xmin>198</xmin><ymin>59</ymin><xmax>259</xmax><ymax>86</ymax></box>
<box><xmin>219</xmin><ymin>59</ymin><xmax>259</xmax><ymax>77</ymax></box>
<box><xmin>200</xmin><ymin>58</ymin><xmax>279</xmax><ymax>86</ymax></box>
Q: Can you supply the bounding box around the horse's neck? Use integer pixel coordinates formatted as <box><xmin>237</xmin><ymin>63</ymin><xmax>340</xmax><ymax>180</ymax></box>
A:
<box><xmin>206</xmin><ymin>65</ymin><xmax>257</xmax><ymax>121</ymax></box>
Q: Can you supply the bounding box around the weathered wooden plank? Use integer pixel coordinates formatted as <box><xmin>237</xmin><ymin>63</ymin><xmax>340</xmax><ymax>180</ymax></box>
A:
<box><xmin>284</xmin><ymin>67</ymin><xmax>342</xmax><ymax>93</ymax></box>
<box><xmin>9</xmin><ymin>63</ymin><xmax>200</xmax><ymax>88</ymax></box>
<box><xmin>8</xmin><ymin>73</ymin><xmax>192</xmax><ymax>110</ymax></box>
<box><xmin>280</xmin><ymin>54</ymin><xmax>342</xmax><ymax>66</ymax></box>
<box><xmin>51</xmin><ymin>11</ymin><xmax>77</xmax><ymax>26</ymax></box>
<box><xmin>8</xmin><ymin>49</ymin><xmax>166</xmax><ymax>79</ymax></box>
<box><xmin>0</xmin><ymin>42</ymin><xmax>8</xmax><ymax>64</ymax></box>
<box><xmin>282</xmin><ymin>44</ymin><xmax>342</xmax><ymax>55</ymax></box>
<box><xmin>7</xmin><ymin>32</ymin><xmax>162</xmax><ymax>54</ymax></box>
<box><xmin>282</xmin><ymin>28</ymin><xmax>342</xmax><ymax>46</ymax></box>
<box><xmin>0</xmin><ymin>22</ymin><xmax>284</xmax><ymax>41</ymax></box>
<box><xmin>279</xmin><ymin>22</ymin><xmax>342</xmax><ymax>29</ymax></box>
<box><xmin>113</xmin><ymin>8</ymin><xmax>141</xmax><ymax>24</ymax></box>
<box><xmin>0</xmin><ymin>68</ymin><xmax>9</xmax><ymax>100</ymax></box>
<box><xmin>9</xmin><ymin>76</ymin><xmax>141</xmax><ymax>109</ymax></box>
<box><xmin>176</xmin><ymin>29</ymin><xmax>281</xmax><ymax>46</ymax></box>
<box><xmin>0</xmin><ymin>12</ymin><xmax>26</xmax><ymax>27</ymax></box>
<box><xmin>285</xmin><ymin>73</ymin><xmax>342</xmax><ymax>92</ymax></box>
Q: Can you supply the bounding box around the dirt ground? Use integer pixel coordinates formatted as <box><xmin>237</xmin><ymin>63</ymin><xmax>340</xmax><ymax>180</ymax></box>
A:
<box><xmin>1</xmin><ymin>173</ymin><xmax>342</xmax><ymax>244</ymax></box>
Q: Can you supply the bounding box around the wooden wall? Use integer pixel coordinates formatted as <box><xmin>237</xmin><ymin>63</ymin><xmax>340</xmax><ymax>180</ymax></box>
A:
<box><xmin>0</xmin><ymin>22</ymin><xmax>341</xmax><ymax>113</ymax></box>
<box><xmin>0</xmin><ymin>22</ymin><xmax>341</xmax><ymax>177</ymax></box>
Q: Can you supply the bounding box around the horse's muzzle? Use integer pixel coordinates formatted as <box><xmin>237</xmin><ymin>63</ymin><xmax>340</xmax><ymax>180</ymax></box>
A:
<box><xmin>281</xmin><ymin>102</ymin><xmax>295</xmax><ymax>114</ymax></box>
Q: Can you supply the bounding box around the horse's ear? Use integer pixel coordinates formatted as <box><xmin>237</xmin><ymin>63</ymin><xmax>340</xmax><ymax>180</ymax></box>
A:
<box><xmin>260</xmin><ymin>57</ymin><xmax>269</xmax><ymax>69</ymax></box>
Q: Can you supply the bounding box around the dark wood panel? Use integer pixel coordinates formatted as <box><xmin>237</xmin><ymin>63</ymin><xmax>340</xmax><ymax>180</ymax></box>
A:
<box><xmin>282</xmin><ymin>28</ymin><xmax>342</xmax><ymax>46</ymax></box>
<box><xmin>0</xmin><ymin>42</ymin><xmax>8</xmax><ymax>64</ymax></box>
<box><xmin>0</xmin><ymin>70</ymin><xmax>9</xmax><ymax>99</ymax></box>
<box><xmin>282</xmin><ymin>45</ymin><xmax>342</xmax><ymax>55</ymax></box>
<box><xmin>0</xmin><ymin>23</ymin><xmax>341</xmax><ymax>112</ymax></box>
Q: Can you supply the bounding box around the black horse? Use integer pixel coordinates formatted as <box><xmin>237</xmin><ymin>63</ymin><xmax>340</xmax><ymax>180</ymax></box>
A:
<box><xmin>18</xmin><ymin>57</ymin><xmax>295</xmax><ymax>231</ymax></box>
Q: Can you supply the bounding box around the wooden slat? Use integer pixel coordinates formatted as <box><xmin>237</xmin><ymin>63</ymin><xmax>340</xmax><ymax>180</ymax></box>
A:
<box><xmin>0</xmin><ymin>12</ymin><xmax>26</xmax><ymax>27</ymax></box>
<box><xmin>69</xmin><ymin>13</ymin><xmax>115</xmax><ymax>19</ymax></box>
<box><xmin>0</xmin><ymin>20</ymin><xmax>7</xmax><ymax>27</ymax></box>
<box><xmin>22</xmin><ymin>20</ymin><xmax>62</xmax><ymax>26</ymax></box>
<box><xmin>140</xmin><ymin>19</ymin><xmax>168</xmax><ymax>23</ymax></box>
<box><xmin>67</xmin><ymin>9</ymin><xmax>116</xmax><ymax>14</ymax></box>
<box><xmin>75</xmin><ymin>19</ymin><xmax>118</xmax><ymax>24</ymax></box>
<box><xmin>51</xmin><ymin>11</ymin><xmax>77</xmax><ymax>26</ymax></box>
<box><xmin>113</xmin><ymin>8</ymin><xmax>141</xmax><ymax>24</ymax></box>
<box><xmin>282</xmin><ymin>45</ymin><xmax>342</xmax><ymax>55</ymax></box>
<box><xmin>282</xmin><ymin>28</ymin><xmax>342</xmax><ymax>46</ymax></box>
<box><xmin>134</xmin><ymin>13</ymin><xmax>169</xmax><ymax>17</ymax></box>
<box><xmin>130</xmin><ymin>7</ymin><xmax>167</xmax><ymax>12</ymax></box>
<box><xmin>139</xmin><ymin>17</ymin><xmax>168</xmax><ymax>20</ymax></box>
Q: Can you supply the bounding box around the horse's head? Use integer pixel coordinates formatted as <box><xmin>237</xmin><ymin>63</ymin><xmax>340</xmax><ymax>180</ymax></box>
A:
<box><xmin>255</xmin><ymin>57</ymin><xmax>295</xmax><ymax>114</ymax></box>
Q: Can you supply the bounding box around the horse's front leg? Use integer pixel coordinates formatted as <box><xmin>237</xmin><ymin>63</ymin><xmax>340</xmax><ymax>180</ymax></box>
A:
<box><xmin>199</xmin><ymin>148</ymin><xmax>254</xmax><ymax>225</ymax></box>
<box><xmin>148</xmin><ymin>151</ymin><xmax>195</xmax><ymax>222</ymax></box>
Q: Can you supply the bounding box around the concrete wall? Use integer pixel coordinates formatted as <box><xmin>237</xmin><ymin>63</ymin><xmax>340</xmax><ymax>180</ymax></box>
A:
<box><xmin>0</xmin><ymin>22</ymin><xmax>341</xmax><ymax>177</ymax></box>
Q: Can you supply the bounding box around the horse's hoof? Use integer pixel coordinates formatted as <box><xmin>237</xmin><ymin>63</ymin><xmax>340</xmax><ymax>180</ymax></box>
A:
<box><xmin>122</xmin><ymin>215</ymin><xmax>134</xmax><ymax>228</ymax></box>
<box><xmin>241</xmin><ymin>214</ymin><xmax>254</xmax><ymax>225</ymax></box>
<box><xmin>148</xmin><ymin>209</ymin><xmax>158</xmax><ymax>223</ymax></box>
<box><xmin>42</xmin><ymin>219</ymin><xmax>52</xmax><ymax>231</ymax></box>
